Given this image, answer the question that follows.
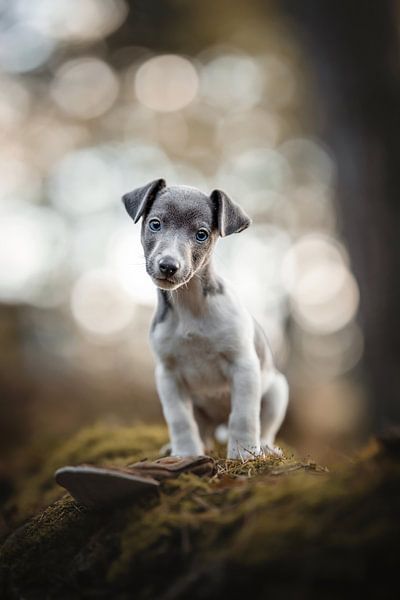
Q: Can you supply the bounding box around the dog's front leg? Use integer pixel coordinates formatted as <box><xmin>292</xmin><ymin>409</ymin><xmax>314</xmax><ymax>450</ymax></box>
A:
<box><xmin>227</xmin><ymin>355</ymin><xmax>261</xmax><ymax>459</ymax></box>
<box><xmin>155</xmin><ymin>363</ymin><xmax>204</xmax><ymax>456</ymax></box>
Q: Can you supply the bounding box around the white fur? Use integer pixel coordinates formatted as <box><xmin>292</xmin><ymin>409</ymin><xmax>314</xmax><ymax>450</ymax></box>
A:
<box><xmin>150</xmin><ymin>278</ymin><xmax>288</xmax><ymax>458</ymax></box>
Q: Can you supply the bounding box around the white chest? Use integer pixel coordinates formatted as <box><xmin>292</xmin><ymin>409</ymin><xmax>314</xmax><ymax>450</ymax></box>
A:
<box><xmin>151</xmin><ymin>315</ymin><xmax>233</xmax><ymax>396</ymax></box>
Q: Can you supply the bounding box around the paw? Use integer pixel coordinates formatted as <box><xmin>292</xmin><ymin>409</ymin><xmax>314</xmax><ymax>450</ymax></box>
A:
<box><xmin>171</xmin><ymin>440</ymin><xmax>205</xmax><ymax>457</ymax></box>
<box><xmin>261</xmin><ymin>443</ymin><xmax>284</xmax><ymax>458</ymax></box>
<box><xmin>227</xmin><ymin>443</ymin><xmax>261</xmax><ymax>460</ymax></box>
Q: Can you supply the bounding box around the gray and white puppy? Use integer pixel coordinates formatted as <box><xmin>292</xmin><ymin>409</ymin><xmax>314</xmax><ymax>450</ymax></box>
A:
<box><xmin>122</xmin><ymin>179</ymin><xmax>289</xmax><ymax>459</ymax></box>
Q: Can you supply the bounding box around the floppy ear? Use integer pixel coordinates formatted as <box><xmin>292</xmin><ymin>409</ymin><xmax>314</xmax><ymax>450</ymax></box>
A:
<box><xmin>122</xmin><ymin>178</ymin><xmax>166</xmax><ymax>223</ymax></box>
<box><xmin>210</xmin><ymin>189</ymin><xmax>251</xmax><ymax>237</ymax></box>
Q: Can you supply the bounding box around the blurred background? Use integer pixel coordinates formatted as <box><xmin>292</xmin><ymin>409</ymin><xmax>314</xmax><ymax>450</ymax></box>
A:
<box><xmin>1</xmin><ymin>0</ymin><xmax>398</xmax><ymax>464</ymax></box>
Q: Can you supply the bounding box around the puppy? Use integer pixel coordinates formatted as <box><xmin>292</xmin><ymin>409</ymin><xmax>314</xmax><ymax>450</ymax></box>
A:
<box><xmin>123</xmin><ymin>179</ymin><xmax>289</xmax><ymax>458</ymax></box>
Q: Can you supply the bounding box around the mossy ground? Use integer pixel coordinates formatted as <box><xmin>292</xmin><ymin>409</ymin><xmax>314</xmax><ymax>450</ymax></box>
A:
<box><xmin>1</xmin><ymin>424</ymin><xmax>400</xmax><ymax>599</ymax></box>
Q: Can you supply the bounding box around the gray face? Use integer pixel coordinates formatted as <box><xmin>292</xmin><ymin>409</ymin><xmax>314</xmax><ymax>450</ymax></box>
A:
<box><xmin>123</xmin><ymin>178</ymin><xmax>251</xmax><ymax>291</ymax></box>
<box><xmin>141</xmin><ymin>186</ymin><xmax>218</xmax><ymax>290</ymax></box>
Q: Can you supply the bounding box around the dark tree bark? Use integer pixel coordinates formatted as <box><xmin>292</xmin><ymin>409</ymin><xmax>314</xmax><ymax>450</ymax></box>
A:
<box><xmin>280</xmin><ymin>1</ymin><xmax>400</xmax><ymax>430</ymax></box>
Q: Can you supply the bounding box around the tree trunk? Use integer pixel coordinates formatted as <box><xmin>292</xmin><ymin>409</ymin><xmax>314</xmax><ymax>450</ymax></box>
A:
<box><xmin>281</xmin><ymin>0</ymin><xmax>400</xmax><ymax>430</ymax></box>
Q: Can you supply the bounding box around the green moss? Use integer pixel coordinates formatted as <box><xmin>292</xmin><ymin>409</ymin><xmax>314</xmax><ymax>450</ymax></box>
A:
<box><xmin>1</xmin><ymin>426</ymin><xmax>400</xmax><ymax>599</ymax></box>
<box><xmin>1</xmin><ymin>497</ymin><xmax>98</xmax><ymax>592</ymax></box>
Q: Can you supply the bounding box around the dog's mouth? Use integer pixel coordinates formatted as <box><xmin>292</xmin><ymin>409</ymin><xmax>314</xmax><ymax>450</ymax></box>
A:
<box><xmin>146</xmin><ymin>262</ymin><xmax>192</xmax><ymax>290</ymax></box>
<box><xmin>152</xmin><ymin>275</ymin><xmax>190</xmax><ymax>290</ymax></box>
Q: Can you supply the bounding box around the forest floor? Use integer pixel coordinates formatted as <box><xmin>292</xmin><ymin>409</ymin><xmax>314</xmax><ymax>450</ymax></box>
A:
<box><xmin>1</xmin><ymin>423</ymin><xmax>400</xmax><ymax>599</ymax></box>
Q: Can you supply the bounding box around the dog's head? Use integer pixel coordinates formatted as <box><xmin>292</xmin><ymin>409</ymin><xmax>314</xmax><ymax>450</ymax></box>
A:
<box><xmin>122</xmin><ymin>179</ymin><xmax>251</xmax><ymax>290</ymax></box>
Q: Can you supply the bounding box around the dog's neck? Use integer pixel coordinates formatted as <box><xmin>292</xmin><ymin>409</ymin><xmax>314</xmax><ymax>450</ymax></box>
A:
<box><xmin>166</xmin><ymin>261</ymin><xmax>223</xmax><ymax>317</ymax></box>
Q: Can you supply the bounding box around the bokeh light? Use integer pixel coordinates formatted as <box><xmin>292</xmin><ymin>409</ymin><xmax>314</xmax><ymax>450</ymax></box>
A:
<box><xmin>51</xmin><ymin>58</ymin><xmax>119</xmax><ymax>120</ymax></box>
<box><xmin>135</xmin><ymin>55</ymin><xmax>199</xmax><ymax>112</ymax></box>
<box><xmin>280</xmin><ymin>138</ymin><xmax>335</xmax><ymax>188</ymax></box>
<box><xmin>0</xmin><ymin>23</ymin><xmax>55</xmax><ymax>73</ymax></box>
<box><xmin>200</xmin><ymin>52</ymin><xmax>264</xmax><ymax>111</ymax></box>
<box><xmin>70</xmin><ymin>269</ymin><xmax>135</xmax><ymax>337</ymax></box>
<box><xmin>14</xmin><ymin>0</ymin><xmax>129</xmax><ymax>42</ymax></box>
<box><xmin>48</xmin><ymin>147</ymin><xmax>124</xmax><ymax>216</ymax></box>
<box><xmin>0</xmin><ymin>204</ymin><xmax>67</xmax><ymax>303</ymax></box>
<box><xmin>217</xmin><ymin>147</ymin><xmax>291</xmax><ymax>198</ymax></box>
<box><xmin>282</xmin><ymin>234</ymin><xmax>359</xmax><ymax>334</ymax></box>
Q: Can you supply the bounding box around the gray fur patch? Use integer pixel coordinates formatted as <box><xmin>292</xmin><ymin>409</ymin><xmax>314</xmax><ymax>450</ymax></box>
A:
<box><xmin>202</xmin><ymin>277</ymin><xmax>224</xmax><ymax>297</ymax></box>
<box><xmin>151</xmin><ymin>289</ymin><xmax>171</xmax><ymax>330</ymax></box>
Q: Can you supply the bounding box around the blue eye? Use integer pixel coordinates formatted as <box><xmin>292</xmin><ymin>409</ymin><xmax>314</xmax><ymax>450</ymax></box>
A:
<box><xmin>196</xmin><ymin>229</ymin><xmax>209</xmax><ymax>242</ymax></box>
<box><xmin>149</xmin><ymin>219</ymin><xmax>161</xmax><ymax>232</ymax></box>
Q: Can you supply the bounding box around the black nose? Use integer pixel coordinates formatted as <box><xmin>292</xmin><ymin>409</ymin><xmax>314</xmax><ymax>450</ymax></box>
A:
<box><xmin>159</xmin><ymin>257</ymin><xmax>180</xmax><ymax>277</ymax></box>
